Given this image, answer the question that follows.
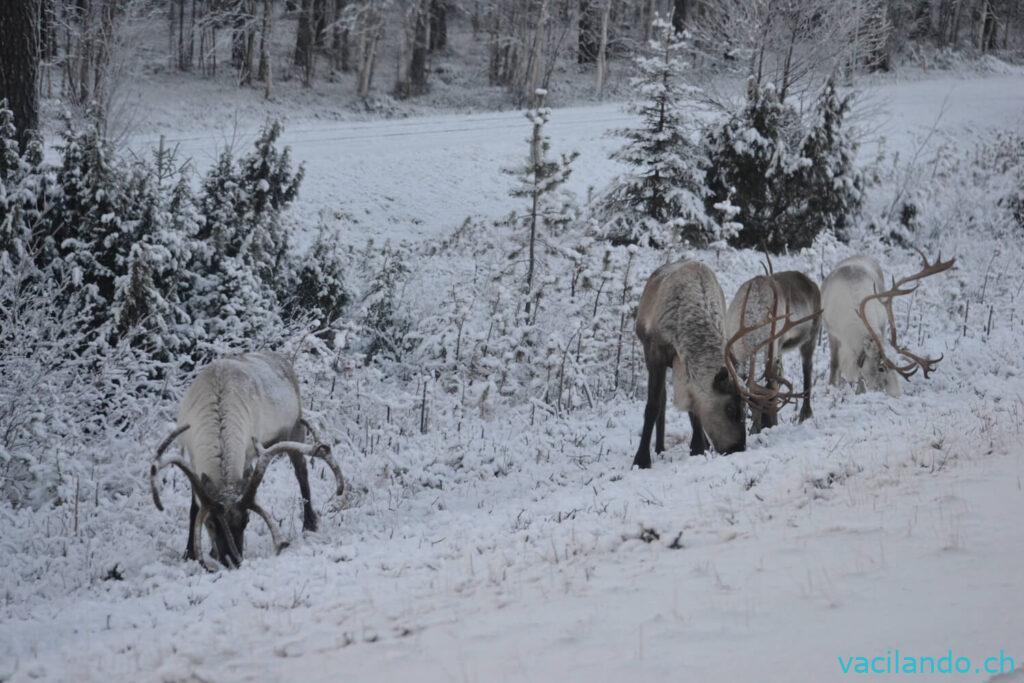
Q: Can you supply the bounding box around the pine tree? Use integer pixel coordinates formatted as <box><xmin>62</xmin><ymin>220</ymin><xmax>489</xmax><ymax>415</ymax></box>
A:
<box><xmin>703</xmin><ymin>78</ymin><xmax>805</xmax><ymax>252</ymax></box>
<box><xmin>797</xmin><ymin>76</ymin><xmax>864</xmax><ymax>244</ymax></box>
<box><xmin>52</xmin><ymin>112</ymin><xmax>132</xmax><ymax>311</ymax></box>
<box><xmin>601</xmin><ymin>18</ymin><xmax>710</xmax><ymax>247</ymax></box>
<box><xmin>287</xmin><ymin>224</ymin><xmax>349</xmax><ymax>330</ymax></box>
<box><xmin>0</xmin><ymin>103</ymin><xmax>48</xmax><ymax>268</ymax></box>
<box><xmin>505</xmin><ymin>89</ymin><xmax>578</xmax><ymax>313</ymax></box>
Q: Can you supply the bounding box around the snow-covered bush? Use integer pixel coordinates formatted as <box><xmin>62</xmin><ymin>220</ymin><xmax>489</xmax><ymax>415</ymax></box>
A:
<box><xmin>704</xmin><ymin>77</ymin><xmax>863</xmax><ymax>252</ymax></box>
<box><xmin>0</xmin><ymin>260</ymin><xmax>168</xmax><ymax>508</ymax></box>
<box><xmin>359</xmin><ymin>242</ymin><xmax>415</xmax><ymax>367</ymax></box>
<box><xmin>599</xmin><ymin>19</ymin><xmax>712</xmax><ymax>248</ymax></box>
<box><xmin>286</xmin><ymin>224</ymin><xmax>351</xmax><ymax>332</ymax></box>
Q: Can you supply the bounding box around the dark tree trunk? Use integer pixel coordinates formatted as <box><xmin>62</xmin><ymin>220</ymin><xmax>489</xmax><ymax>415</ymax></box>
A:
<box><xmin>408</xmin><ymin>1</ymin><xmax>430</xmax><ymax>95</ymax></box>
<box><xmin>671</xmin><ymin>0</ymin><xmax>688</xmax><ymax>34</ymax></box>
<box><xmin>429</xmin><ymin>0</ymin><xmax>448</xmax><ymax>51</ymax></box>
<box><xmin>332</xmin><ymin>0</ymin><xmax>350</xmax><ymax>71</ymax></box>
<box><xmin>0</xmin><ymin>0</ymin><xmax>41</xmax><ymax>148</ymax></box>
<box><xmin>313</xmin><ymin>0</ymin><xmax>328</xmax><ymax>48</ymax></box>
<box><xmin>294</xmin><ymin>0</ymin><xmax>314</xmax><ymax>73</ymax></box>
<box><xmin>578</xmin><ymin>0</ymin><xmax>597</xmax><ymax>63</ymax></box>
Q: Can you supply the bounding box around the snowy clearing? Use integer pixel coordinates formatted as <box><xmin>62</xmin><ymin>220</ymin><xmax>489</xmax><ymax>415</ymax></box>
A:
<box><xmin>3</xmin><ymin>73</ymin><xmax>1024</xmax><ymax>683</ymax></box>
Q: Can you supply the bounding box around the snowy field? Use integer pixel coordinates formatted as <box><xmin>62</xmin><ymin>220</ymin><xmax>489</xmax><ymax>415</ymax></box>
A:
<box><xmin>124</xmin><ymin>74</ymin><xmax>1024</xmax><ymax>245</ymax></box>
<box><xmin>3</xmin><ymin>73</ymin><xmax>1024</xmax><ymax>683</ymax></box>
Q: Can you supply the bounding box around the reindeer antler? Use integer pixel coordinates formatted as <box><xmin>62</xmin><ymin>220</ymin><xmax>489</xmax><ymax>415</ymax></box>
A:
<box><xmin>725</xmin><ymin>282</ymin><xmax>821</xmax><ymax>414</ymax></box>
<box><xmin>857</xmin><ymin>249</ymin><xmax>956</xmax><ymax>380</ymax></box>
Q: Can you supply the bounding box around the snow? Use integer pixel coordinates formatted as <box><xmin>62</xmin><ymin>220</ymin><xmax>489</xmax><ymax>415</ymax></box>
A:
<box><xmin>115</xmin><ymin>75</ymin><xmax>1024</xmax><ymax>248</ymax></box>
<box><xmin>4</xmin><ymin>73</ymin><xmax>1024</xmax><ymax>682</ymax></box>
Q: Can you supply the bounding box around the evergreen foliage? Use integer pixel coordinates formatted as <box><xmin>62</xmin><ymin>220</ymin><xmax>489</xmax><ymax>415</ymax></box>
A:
<box><xmin>600</xmin><ymin>18</ymin><xmax>712</xmax><ymax>248</ymax></box>
<box><xmin>704</xmin><ymin>77</ymin><xmax>863</xmax><ymax>253</ymax></box>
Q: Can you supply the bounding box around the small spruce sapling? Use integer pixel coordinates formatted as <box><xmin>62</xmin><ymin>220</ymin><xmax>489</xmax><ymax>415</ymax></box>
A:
<box><xmin>505</xmin><ymin>89</ymin><xmax>579</xmax><ymax>314</ymax></box>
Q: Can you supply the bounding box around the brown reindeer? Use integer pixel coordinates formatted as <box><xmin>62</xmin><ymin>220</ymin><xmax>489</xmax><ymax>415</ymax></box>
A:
<box><xmin>724</xmin><ymin>271</ymin><xmax>822</xmax><ymax>432</ymax></box>
<box><xmin>632</xmin><ymin>261</ymin><xmax>745</xmax><ymax>469</ymax></box>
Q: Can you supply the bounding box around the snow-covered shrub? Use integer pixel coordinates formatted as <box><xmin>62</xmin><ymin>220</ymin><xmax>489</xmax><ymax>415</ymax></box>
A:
<box><xmin>0</xmin><ymin>104</ymin><xmax>50</xmax><ymax>269</ymax></box>
<box><xmin>599</xmin><ymin>19</ymin><xmax>712</xmax><ymax>248</ymax></box>
<box><xmin>360</xmin><ymin>243</ymin><xmax>415</xmax><ymax>367</ymax></box>
<box><xmin>285</xmin><ymin>224</ymin><xmax>350</xmax><ymax>331</ymax></box>
<box><xmin>0</xmin><ymin>260</ymin><xmax>168</xmax><ymax>508</ymax></box>
<box><xmin>797</xmin><ymin>77</ymin><xmax>865</xmax><ymax>244</ymax></box>
<box><xmin>704</xmin><ymin>77</ymin><xmax>863</xmax><ymax>253</ymax></box>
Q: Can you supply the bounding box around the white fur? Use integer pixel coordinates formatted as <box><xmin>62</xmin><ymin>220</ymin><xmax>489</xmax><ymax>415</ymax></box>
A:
<box><xmin>822</xmin><ymin>256</ymin><xmax>902</xmax><ymax>397</ymax></box>
<box><xmin>176</xmin><ymin>352</ymin><xmax>303</xmax><ymax>496</ymax></box>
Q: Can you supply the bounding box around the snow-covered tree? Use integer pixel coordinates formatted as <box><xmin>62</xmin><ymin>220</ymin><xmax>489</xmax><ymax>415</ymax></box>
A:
<box><xmin>505</xmin><ymin>90</ymin><xmax>578</xmax><ymax>313</ymax></box>
<box><xmin>287</xmin><ymin>224</ymin><xmax>350</xmax><ymax>332</ymax></box>
<box><xmin>600</xmin><ymin>18</ymin><xmax>712</xmax><ymax>248</ymax></box>
<box><xmin>703</xmin><ymin>78</ymin><xmax>805</xmax><ymax>252</ymax></box>
<box><xmin>797</xmin><ymin>76</ymin><xmax>864</xmax><ymax>244</ymax></box>
<box><xmin>0</xmin><ymin>102</ymin><xmax>49</xmax><ymax>269</ymax></box>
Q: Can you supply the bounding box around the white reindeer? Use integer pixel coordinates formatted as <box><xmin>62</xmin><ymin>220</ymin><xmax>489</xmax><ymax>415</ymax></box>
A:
<box><xmin>150</xmin><ymin>351</ymin><xmax>344</xmax><ymax>569</ymax></box>
<box><xmin>632</xmin><ymin>260</ymin><xmax>746</xmax><ymax>469</ymax></box>
<box><xmin>822</xmin><ymin>252</ymin><xmax>954</xmax><ymax>396</ymax></box>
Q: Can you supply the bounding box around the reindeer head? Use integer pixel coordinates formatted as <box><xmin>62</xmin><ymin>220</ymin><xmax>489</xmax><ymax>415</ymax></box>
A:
<box><xmin>701</xmin><ymin>366</ymin><xmax>747</xmax><ymax>453</ymax></box>
<box><xmin>150</xmin><ymin>426</ymin><xmax>344</xmax><ymax>570</ymax></box>
<box><xmin>856</xmin><ymin>249</ymin><xmax>956</xmax><ymax>391</ymax></box>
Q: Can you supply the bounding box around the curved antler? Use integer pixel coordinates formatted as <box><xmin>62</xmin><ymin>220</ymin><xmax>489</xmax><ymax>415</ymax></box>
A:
<box><xmin>249</xmin><ymin>502</ymin><xmax>290</xmax><ymax>555</ymax></box>
<box><xmin>857</xmin><ymin>250</ymin><xmax>956</xmax><ymax>380</ymax></box>
<box><xmin>242</xmin><ymin>432</ymin><xmax>344</xmax><ymax>507</ymax></box>
<box><xmin>150</xmin><ymin>424</ymin><xmax>221</xmax><ymax>511</ymax></box>
<box><xmin>725</xmin><ymin>281</ymin><xmax>821</xmax><ymax>414</ymax></box>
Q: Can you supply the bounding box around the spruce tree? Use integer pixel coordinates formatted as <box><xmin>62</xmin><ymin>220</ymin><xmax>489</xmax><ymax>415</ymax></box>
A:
<box><xmin>797</xmin><ymin>76</ymin><xmax>864</xmax><ymax>244</ymax></box>
<box><xmin>505</xmin><ymin>89</ymin><xmax>578</xmax><ymax>313</ymax></box>
<box><xmin>602</xmin><ymin>17</ymin><xmax>710</xmax><ymax>247</ymax></box>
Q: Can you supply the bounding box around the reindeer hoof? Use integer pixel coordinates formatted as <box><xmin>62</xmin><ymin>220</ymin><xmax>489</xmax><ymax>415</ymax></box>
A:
<box><xmin>303</xmin><ymin>509</ymin><xmax>319</xmax><ymax>533</ymax></box>
<box><xmin>276</xmin><ymin>541</ymin><xmax>290</xmax><ymax>556</ymax></box>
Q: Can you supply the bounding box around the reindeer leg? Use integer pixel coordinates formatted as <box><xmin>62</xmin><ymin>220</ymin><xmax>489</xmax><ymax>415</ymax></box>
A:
<box><xmin>289</xmin><ymin>422</ymin><xmax>318</xmax><ymax>532</ymax></box>
<box><xmin>655</xmin><ymin>380</ymin><xmax>667</xmax><ymax>454</ymax></box>
<box><xmin>633</xmin><ymin>362</ymin><xmax>666</xmax><ymax>469</ymax></box>
<box><xmin>799</xmin><ymin>339</ymin><xmax>814</xmax><ymax>421</ymax></box>
<box><xmin>828</xmin><ymin>335</ymin><xmax>841</xmax><ymax>386</ymax></box>
<box><xmin>288</xmin><ymin>453</ymin><xmax>318</xmax><ymax>532</ymax></box>
<box><xmin>183</xmin><ymin>496</ymin><xmax>199</xmax><ymax>561</ymax></box>
<box><xmin>688</xmin><ymin>412</ymin><xmax>708</xmax><ymax>455</ymax></box>
<box><xmin>763</xmin><ymin>356</ymin><xmax>781</xmax><ymax>429</ymax></box>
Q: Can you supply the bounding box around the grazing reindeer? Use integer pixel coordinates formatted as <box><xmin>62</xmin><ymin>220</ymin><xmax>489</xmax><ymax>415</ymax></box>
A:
<box><xmin>724</xmin><ymin>271</ymin><xmax>822</xmax><ymax>432</ymax></box>
<box><xmin>632</xmin><ymin>261</ymin><xmax>745</xmax><ymax>469</ymax></box>
<box><xmin>150</xmin><ymin>351</ymin><xmax>345</xmax><ymax>569</ymax></box>
<box><xmin>822</xmin><ymin>252</ymin><xmax>955</xmax><ymax>396</ymax></box>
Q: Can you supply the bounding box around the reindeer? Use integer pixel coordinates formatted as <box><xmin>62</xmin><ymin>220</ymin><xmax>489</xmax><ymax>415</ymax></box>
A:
<box><xmin>632</xmin><ymin>260</ymin><xmax>746</xmax><ymax>469</ymax></box>
<box><xmin>821</xmin><ymin>252</ymin><xmax>955</xmax><ymax>396</ymax></box>
<box><xmin>150</xmin><ymin>351</ymin><xmax>345</xmax><ymax>569</ymax></box>
<box><xmin>724</xmin><ymin>270</ymin><xmax>822</xmax><ymax>432</ymax></box>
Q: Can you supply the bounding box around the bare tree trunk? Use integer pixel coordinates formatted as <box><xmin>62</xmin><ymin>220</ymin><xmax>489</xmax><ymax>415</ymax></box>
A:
<box><xmin>0</xmin><ymin>0</ymin><xmax>40</xmax><ymax>147</ymax></box>
<box><xmin>402</xmin><ymin>0</ymin><xmax>430</xmax><ymax>97</ymax></box>
<box><xmin>594</xmin><ymin>0</ymin><xmax>611</xmax><ymax>95</ymax></box>
<box><xmin>578</xmin><ymin>0</ymin><xmax>597</xmax><ymax>63</ymax></box>
<box><xmin>332</xmin><ymin>0</ymin><xmax>350</xmax><ymax>71</ymax></box>
<box><xmin>357</xmin><ymin>10</ymin><xmax>381</xmax><ymax>98</ymax></box>
<box><xmin>260</xmin><ymin>0</ymin><xmax>272</xmax><ymax>97</ymax></box>
<box><xmin>671</xmin><ymin>0</ymin><xmax>688</xmax><ymax>34</ymax></box>
<box><xmin>429</xmin><ymin>0</ymin><xmax>448</xmax><ymax>51</ymax></box>
<box><xmin>294</xmin><ymin>0</ymin><xmax>315</xmax><ymax>82</ymax></box>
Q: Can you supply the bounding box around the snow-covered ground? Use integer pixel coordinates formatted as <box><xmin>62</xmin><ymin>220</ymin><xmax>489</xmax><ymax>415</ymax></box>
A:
<box><xmin>4</xmin><ymin>74</ymin><xmax>1024</xmax><ymax>682</ymax></box>
<box><xmin>124</xmin><ymin>74</ymin><xmax>1024</xmax><ymax>245</ymax></box>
